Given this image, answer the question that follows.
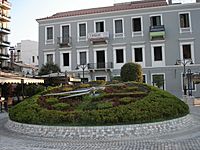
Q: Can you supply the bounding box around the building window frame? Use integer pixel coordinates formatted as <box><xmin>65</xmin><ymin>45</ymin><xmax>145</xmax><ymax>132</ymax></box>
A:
<box><xmin>32</xmin><ymin>56</ymin><xmax>35</xmax><ymax>63</ymax></box>
<box><xmin>180</xmin><ymin>73</ymin><xmax>196</xmax><ymax>92</ymax></box>
<box><xmin>113</xmin><ymin>46</ymin><xmax>126</xmax><ymax>69</ymax></box>
<box><xmin>132</xmin><ymin>45</ymin><xmax>145</xmax><ymax>67</ymax></box>
<box><xmin>179</xmin><ymin>41</ymin><xmax>195</xmax><ymax>63</ymax></box>
<box><xmin>143</xmin><ymin>74</ymin><xmax>147</xmax><ymax>84</ymax></box>
<box><xmin>151</xmin><ymin>73</ymin><xmax>166</xmax><ymax>90</ymax></box>
<box><xmin>60</xmin><ymin>24</ymin><xmax>71</xmax><ymax>41</ymax></box>
<box><xmin>151</xmin><ymin>43</ymin><xmax>165</xmax><ymax>67</ymax></box>
<box><xmin>44</xmin><ymin>52</ymin><xmax>55</xmax><ymax>64</ymax></box>
<box><xmin>131</xmin><ymin>16</ymin><xmax>143</xmax><ymax>37</ymax></box>
<box><xmin>77</xmin><ymin>22</ymin><xmax>87</xmax><ymax>42</ymax></box>
<box><xmin>77</xmin><ymin>49</ymin><xmax>89</xmax><ymax>70</ymax></box>
<box><xmin>93</xmin><ymin>47</ymin><xmax>108</xmax><ymax>69</ymax></box>
<box><xmin>95</xmin><ymin>75</ymin><xmax>107</xmax><ymax>81</ymax></box>
<box><xmin>149</xmin><ymin>14</ymin><xmax>163</xmax><ymax>26</ymax></box>
<box><xmin>45</xmin><ymin>26</ymin><xmax>54</xmax><ymax>45</ymax></box>
<box><xmin>179</xmin><ymin>12</ymin><xmax>192</xmax><ymax>33</ymax></box>
<box><xmin>94</xmin><ymin>20</ymin><xmax>106</xmax><ymax>33</ymax></box>
<box><xmin>60</xmin><ymin>51</ymin><xmax>71</xmax><ymax>72</ymax></box>
<box><xmin>113</xmin><ymin>18</ymin><xmax>124</xmax><ymax>38</ymax></box>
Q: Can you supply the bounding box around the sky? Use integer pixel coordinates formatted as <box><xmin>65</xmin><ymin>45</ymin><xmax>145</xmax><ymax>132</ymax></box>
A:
<box><xmin>9</xmin><ymin>0</ymin><xmax>195</xmax><ymax>46</ymax></box>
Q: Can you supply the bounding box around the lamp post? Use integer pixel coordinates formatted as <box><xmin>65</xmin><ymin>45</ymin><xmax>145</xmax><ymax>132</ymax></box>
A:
<box><xmin>175</xmin><ymin>58</ymin><xmax>193</xmax><ymax>95</ymax></box>
<box><xmin>76</xmin><ymin>64</ymin><xmax>88</xmax><ymax>83</ymax></box>
<box><xmin>65</xmin><ymin>70</ymin><xmax>68</xmax><ymax>85</ymax></box>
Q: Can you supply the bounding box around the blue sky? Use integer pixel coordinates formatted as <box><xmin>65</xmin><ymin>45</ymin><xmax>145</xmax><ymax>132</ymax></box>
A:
<box><xmin>9</xmin><ymin>0</ymin><xmax>195</xmax><ymax>46</ymax></box>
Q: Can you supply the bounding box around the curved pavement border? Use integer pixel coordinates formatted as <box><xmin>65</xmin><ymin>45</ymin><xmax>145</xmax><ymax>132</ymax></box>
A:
<box><xmin>6</xmin><ymin>114</ymin><xmax>199</xmax><ymax>140</ymax></box>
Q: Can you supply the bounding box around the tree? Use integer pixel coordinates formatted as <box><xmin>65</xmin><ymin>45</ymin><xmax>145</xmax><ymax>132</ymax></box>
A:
<box><xmin>120</xmin><ymin>62</ymin><xmax>143</xmax><ymax>82</ymax></box>
<box><xmin>38</xmin><ymin>63</ymin><xmax>61</xmax><ymax>76</ymax></box>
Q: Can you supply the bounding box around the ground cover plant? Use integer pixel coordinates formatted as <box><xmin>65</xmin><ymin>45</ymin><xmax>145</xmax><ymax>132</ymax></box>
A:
<box><xmin>9</xmin><ymin>81</ymin><xmax>189</xmax><ymax>126</ymax></box>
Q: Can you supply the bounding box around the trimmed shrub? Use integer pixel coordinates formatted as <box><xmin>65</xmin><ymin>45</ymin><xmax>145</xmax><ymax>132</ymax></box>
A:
<box><xmin>24</xmin><ymin>84</ymin><xmax>45</xmax><ymax>97</ymax></box>
<box><xmin>53</xmin><ymin>103</ymin><xmax>70</xmax><ymax>111</ymax></box>
<box><xmin>63</xmin><ymin>87</ymin><xmax>73</xmax><ymax>92</ymax></box>
<box><xmin>46</xmin><ymin>97</ymin><xmax>59</xmax><ymax>105</ymax></box>
<box><xmin>120</xmin><ymin>63</ymin><xmax>143</xmax><ymax>82</ymax></box>
<box><xmin>9</xmin><ymin>83</ymin><xmax>189</xmax><ymax>126</ymax></box>
<box><xmin>89</xmin><ymin>80</ymin><xmax>106</xmax><ymax>86</ymax></box>
<box><xmin>119</xmin><ymin>97</ymin><xmax>133</xmax><ymax>105</ymax></box>
<box><xmin>97</xmin><ymin>102</ymin><xmax>113</xmax><ymax>110</ymax></box>
<box><xmin>78</xmin><ymin>84</ymin><xmax>91</xmax><ymax>89</ymax></box>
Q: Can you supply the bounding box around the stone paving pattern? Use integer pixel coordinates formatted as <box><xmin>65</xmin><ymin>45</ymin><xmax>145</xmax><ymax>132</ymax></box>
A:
<box><xmin>1</xmin><ymin>97</ymin><xmax>200</xmax><ymax>149</ymax></box>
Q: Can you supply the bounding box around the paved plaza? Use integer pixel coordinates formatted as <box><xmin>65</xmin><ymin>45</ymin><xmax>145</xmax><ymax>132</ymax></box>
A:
<box><xmin>1</xmin><ymin>100</ymin><xmax>200</xmax><ymax>150</ymax></box>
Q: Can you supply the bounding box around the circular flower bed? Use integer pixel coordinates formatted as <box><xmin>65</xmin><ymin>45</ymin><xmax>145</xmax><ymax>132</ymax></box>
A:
<box><xmin>9</xmin><ymin>82</ymin><xmax>189</xmax><ymax>126</ymax></box>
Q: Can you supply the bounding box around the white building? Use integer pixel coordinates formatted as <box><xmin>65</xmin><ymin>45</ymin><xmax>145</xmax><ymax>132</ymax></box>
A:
<box><xmin>15</xmin><ymin>40</ymin><xmax>38</xmax><ymax>66</ymax></box>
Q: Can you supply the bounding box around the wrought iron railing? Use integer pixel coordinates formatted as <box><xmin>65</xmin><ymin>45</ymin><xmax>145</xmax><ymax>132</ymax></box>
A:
<box><xmin>87</xmin><ymin>62</ymin><xmax>113</xmax><ymax>70</ymax></box>
<box><xmin>57</xmin><ymin>36</ymin><xmax>72</xmax><ymax>47</ymax></box>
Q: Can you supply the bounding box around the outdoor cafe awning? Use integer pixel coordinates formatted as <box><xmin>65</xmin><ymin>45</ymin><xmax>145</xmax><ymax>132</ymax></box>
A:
<box><xmin>0</xmin><ymin>76</ymin><xmax>44</xmax><ymax>84</ymax></box>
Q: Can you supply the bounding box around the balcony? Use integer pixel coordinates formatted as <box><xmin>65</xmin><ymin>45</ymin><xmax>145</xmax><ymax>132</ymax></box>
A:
<box><xmin>0</xmin><ymin>53</ymin><xmax>9</xmax><ymax>60</ymax></box>
<box><xmin>0</xmin><ymin>0</ymin><xmax>11</xmax><ymax>10</ymax></box>
<box><xmin>57</xmin><ymin>37</ymin><xmax>72</xmax><ymax>48</ymax></box>
<box><xmin>88</xmin><ymin>32</ymin><xmax>109</xmax><ymax>44</ymax></box>
<box><xmin>0</xmin><ymin>27</ymin><xmax>10</xmax><ymax>34</ymax></box>
<box><xmin>149</xmin><ymin>25</ymin><xmax>165</xmax><ymax>41</ymax></box>
<box><xmin>0</xmin><ymin>40</ymin><xmax>10</xmax><ymax>47</ymax></box>
<box><xmin>88</xmin><ymin>62</ymin><xmax>113</xmax><ymax>71</ymax></box>
<box><xmin>0</xmin><ymin>13</ymin><xmax>11</xmax><ymax>22</ymax></box>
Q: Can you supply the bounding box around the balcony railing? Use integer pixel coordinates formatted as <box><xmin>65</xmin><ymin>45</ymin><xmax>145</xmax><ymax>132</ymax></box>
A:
<box><xmin>149</xmin><ymin>25</ymin><xmax>165</xmax><ymax>40</ymax></box>
<box><xmin>0</xmin><ymin>53</ymin><xmax>9</xmax><ymax>60</ymax></box>
<box><xmin>57</xmin><ymin>37</ymin><xmax>72</xmax><ymax>47</ymax></box>
<box><xmin>0</xmin><ymin>13</ymin><xmax>11</xmax><ymax>22</ymax></box>
<box><xmin>88</xmin><ymin>62</ymin><xmax>113</xmax><ymax>70</ymax></box>
<box><xmin>0</xmin><ymin>0</ymin><xmax>11</xmax><ymax>9</ymax></box>
<box><xmin>0</xmin><ymin>40</ymin><xmax>10</xmax><ymax>47</ymax></box>
<box><xmin>88</xmin><ymin>32</ymin><xmax>109</xmax><ymax>44</ymax></box>
<box><xmin>0</xmin><ymin>53</ymin><xmax>9</xmax><ymax>57</ymax></box>
<box><xmin>0</xmin><ymin>27</ymin><xmax>10</xmax><ymax>34</ymax></box>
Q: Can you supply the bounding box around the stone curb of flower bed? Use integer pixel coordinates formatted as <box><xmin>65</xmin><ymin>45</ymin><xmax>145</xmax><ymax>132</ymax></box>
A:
<box><xmin>6</xmin><ymin>115</ymin><xmax>196</xmax><ymax>140</ymax></box>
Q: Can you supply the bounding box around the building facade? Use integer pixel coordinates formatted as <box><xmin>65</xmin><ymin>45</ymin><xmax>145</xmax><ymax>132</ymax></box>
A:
<box><xmin>15</xmin><ymin>40</ymin><xmax>38</xmax><ymax>66</ymax></box>
<box><xmin>0</xmin><ymin>0</ymin><xmax>11</xmax><ymax>68</ymax></box>
<box><xmin>37</xmin><ymin>0</ymin><xmax>200</xmax><ymax>97</ymax></box>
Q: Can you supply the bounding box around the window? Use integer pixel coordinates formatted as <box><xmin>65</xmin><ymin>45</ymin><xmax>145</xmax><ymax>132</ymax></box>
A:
<box><xmin>114</xmin><ymin>19</ymin><xmax>123</xmax><ymax>34</ymax></box>
<box><xmin>113</xmin><ymin>47</ymin><xmax>125</xmax><ymax>69</ymax></box>
<box><xmin>180</xmin><ymin>42</ymin><xmax>194</xmax><ymax>62</ymax></box>
<box><xmin>47</xmin><ymin>54</ymin><xmax>53</xmax><ymax>63</ymax></box>
<box><xmin>132</xmin><ymin>45</ymin><xmax>145</xmax><ymax>67</ymax></box>
<box><xmin>180</xmin><ymin>13</ymin><xmax>190</xmax><ymax>28</ymax></box>
<box><xmin>116</xmin><ymin>49</ymin><xmax>124</xmax><ymax>63</ymax></box>
<box><xmin>150</xmin><ymin>15</ymin><xmax>161</xmax><ymax>26</ymax></box>
<box><xmin>46</xmin><ymin>27</ymin><xmax>53</xmax><ymax>40</ymax></box>
<box><xmin>96</xmin><ymin>76</ymin><xmax>106</xmax><ymax>81</ymax></box>
<box><xmin>151</xmin><ymin>44</ymin><xmax>165</xmax><ymax>67</ymax></box>
<box><xmin>32</xmin><ymin>56</ymin><xmax>35</xmax><ymax>63</ymax></box>
<box><xmin>183</xmin><ymin>44</ymin><xmax>191</xmax><ymax>59</ymax></box>
<box><xmin>132</xmin><ymin>17</ymin><xmax>141</xmax><ymax>32</ymax></box>
<box><xmin>143</xmin><ymin>75</ymin><xmax>147</xmax><ymax>83</ymax></box>
<box><xmin>79</xmin><ymin>52</ymin><xmax>86</xmax><ymax>65</ymax></box>
<box><xmin>95</xmin><ymin>21</ymin><xmax>104</xmax><ymax>32</ymax></box>
<box><xmin>63</xmin><ymin>53</ymin><xmax>69</xmax><ymax>66</ymax></box>
<box><xmin>79</xmin><ymin>23</ymin><xmax>86</xmax><ymax>37</ymax></box>
<box><xmin>152</xmin><ymin>74</ymin><xmax>165</xmax><ymax>90</ymax></box>
<box><xmin>134</xmin><ymin>48</ymin><xmax>143</xmax><ymax>62</ymax></box>
<box><xmin>154</xmin><ymin>46</ymin><xmax>162</xmax><ymax>61</ymax></box>
<box><xmin>61</xmin><ymin>25</ymin><xmax>70</xmax><ymax>43</ymax></box>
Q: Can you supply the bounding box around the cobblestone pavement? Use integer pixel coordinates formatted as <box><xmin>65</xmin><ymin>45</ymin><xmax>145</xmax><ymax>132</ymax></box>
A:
<box><xmin>1</xmin><ymin>102</ymin><xmax>200</xmax><ymax>150</ymax></box>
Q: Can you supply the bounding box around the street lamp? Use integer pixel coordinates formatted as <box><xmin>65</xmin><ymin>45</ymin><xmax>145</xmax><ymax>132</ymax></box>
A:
<box><xmin>65</xmin><ymin>70</ymin><xmax>68</xmax><ymax>85</ymax></box>
<box><xmin>76</xmin><ymin>64</ymin><xmax>88</xmax><ymax>83</ymax></box>
<box><xmin>175</xmin><ymin>58</ymin><xmax>193</xmax><ymax>95</ymax></box>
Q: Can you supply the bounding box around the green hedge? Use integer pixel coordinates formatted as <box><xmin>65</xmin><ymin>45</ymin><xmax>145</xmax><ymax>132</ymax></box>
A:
<box><xmin>9</xmin><ymin>85</ymin><xmax>189</xmax><ymax>126</ymax></box>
